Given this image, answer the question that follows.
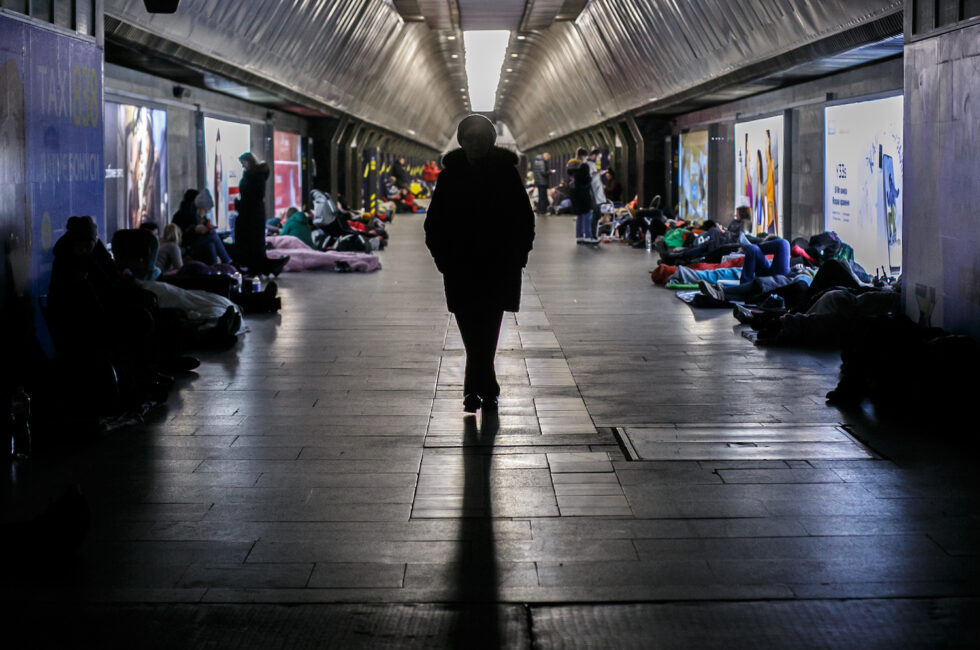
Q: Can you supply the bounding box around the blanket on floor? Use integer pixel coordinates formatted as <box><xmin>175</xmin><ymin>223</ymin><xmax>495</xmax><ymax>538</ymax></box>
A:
<box><xmin>670</xmin><ymin>265</ymin><xmax>743</xmax><ymax>285</ymax></box>
<box><xmin>266</xmin><ymin>235</ymin><xmax>382</xmax><ymax>272</ymax></box>
<box><xmin>650</xmin><ymin>257</ymin><xmax>746</xmax><ymax>285</ymax></box>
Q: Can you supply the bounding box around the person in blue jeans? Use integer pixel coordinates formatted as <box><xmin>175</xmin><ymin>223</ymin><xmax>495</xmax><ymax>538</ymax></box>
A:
<box><xmin>700</xmin><ymin>234</ymin><xmax>792</xmax><ymax>302</ymax></box>
<box><xmin>739</xmin><ymin>234</ymin><xmax>790</xmax><ymax>283</ymax></box>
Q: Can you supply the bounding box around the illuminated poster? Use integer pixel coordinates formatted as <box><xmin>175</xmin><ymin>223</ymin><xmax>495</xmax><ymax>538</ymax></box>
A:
<box><xmin>678</xmin><ymin>130</ymin><xmax>708</xmax><ymax>222</ymax></box>
<box><xmin>825</xmin><ymin>95</ymin><xmax>903</xmax><ymax>273</ymax></box>
<box><xmin>104</xmin><ymin>102</ymin><xmax>167</xmax><ymax>239</ymax></box>
<box><xmin>273</xmin><ymin>130</ymin><xmax>302</xmax><ymax>213</ymax></box>
<box><xmin>204</xmin><ymin>117</ymin><xmax>251</xmax><ymax>230</ymax></box>
<box><xmin>1</xmin><ymin>15</ymin><xmax>103</xmax><ymax>354</ymax></box>
<box><xmin>734</xmin><ymin>115</ymin><xmax>783</xmax><ymax>236</ymax></box>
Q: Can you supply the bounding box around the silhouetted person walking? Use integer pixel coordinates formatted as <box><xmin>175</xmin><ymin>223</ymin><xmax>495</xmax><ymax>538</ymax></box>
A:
<box><xmin>425</xmin><ymin>115</ymin><xmax>535</xmax><ymax>413</ymax></box>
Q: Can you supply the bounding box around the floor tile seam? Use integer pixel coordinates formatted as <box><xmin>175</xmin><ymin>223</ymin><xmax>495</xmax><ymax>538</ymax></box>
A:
<box><xmin>521</xmin><ymin>275</ymin><xmax>636</xmax><ymax>517</ymax></box>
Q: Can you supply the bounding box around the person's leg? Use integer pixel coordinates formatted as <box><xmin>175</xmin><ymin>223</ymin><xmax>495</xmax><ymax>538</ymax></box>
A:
<box><xmin>188</xmin><ymin>237</ymin><xmax>217</xmax><ymax>264</ymax></box>
<box><xmin>679</xmin><ymin>243</ymin><xmax>710</xmax><ymax>261</ymax></box>
<box><xmin>703</xmin><ymin>243</ymin><xmax>740</xmax><ymax>264</ymax></box>
<box><xmin>536</xmin><ymin>185</ymin><xmax>548</xmax><ymax>214</ymax></box>
<box><xmin>591</xmin><ymin>206</ymin><xmax>601</xmax><ymax>239</ymax></box>
<box><xmin>455</xmin><ymin>310</ymin><xmax>480</xmax><ymax>401</ymax></box>
<box><xmin>575</xmin><ymin>213</ymin><xmax>587</xmax><ymax>239</ymax></box>
<box><xmin>206</xmin><ymin>231</ymin><xmax>232</xmax><ymax>264</ymax></box>
<box><xmin>757</xmin><ymin>238</ymin><xmax>790</xmax><ymax>276</ymax></box>
<box><xmin>479</xmin><ymin>309</ymin><xmax>504</xmax><ymax>399</ymax></box>
<box><xmin>740</xmin><ymin>242</ymin><xmax>768</xmax><ymax>284</ymax></box>
<box><xmin>583</xmin><ymin>210</ymin><xmax>594</xmax><ymax>241</ymax></box>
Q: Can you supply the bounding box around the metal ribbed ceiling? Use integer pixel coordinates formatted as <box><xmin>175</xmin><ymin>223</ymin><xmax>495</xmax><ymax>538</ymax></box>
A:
<box><xmin>500</xmin><ymin>0</ymin><xmax>903</xmax><ymax>148</ymax></box>
<box><xmin>105</xmin><ymin>0</ymin><xmax>903</xmax><ymax>151</ymax></box>
<box><xmin>458</xmin><ymin>0</ymin><xmax>525</xmax><ymax>30</ymax></box>
<box><xmin>104</xmin><ymin>0</ymin><xmax>465</xmax><ymax>149</ymax></box>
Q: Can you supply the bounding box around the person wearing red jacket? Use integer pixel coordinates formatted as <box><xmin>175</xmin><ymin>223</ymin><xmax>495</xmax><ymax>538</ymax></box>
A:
<box><xmin>422</xmin><ymin>160</ymin><xmax>440</xmax><ymax>195</ymax></box>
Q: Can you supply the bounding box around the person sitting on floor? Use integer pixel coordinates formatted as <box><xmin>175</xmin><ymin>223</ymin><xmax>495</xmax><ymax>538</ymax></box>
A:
<box><xmin>393</xmin><ymin>188</ymin><xmax>424</xmax><ymax>213</ymax></box>
<box><xmin>278</xmin><ymin>206</ymin><xmax>315</xmax><ymax>247</ymax></box>
<box><xmin>171</xmin><ymin>189</ymin><xmax>233</xmax><ymax>266</ymax></box>
<box><xmin>156</xmin><ymin>224</ymin><xmax>184</xmax><ymax>273</ymax></box>
<box><xmin>698</xmin><ymin>233</ymin><xmax>794</xmax><ymax>303</ymax></box>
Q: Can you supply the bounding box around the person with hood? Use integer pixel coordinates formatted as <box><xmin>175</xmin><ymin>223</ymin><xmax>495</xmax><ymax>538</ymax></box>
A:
<box><xmin>278</xmin><ymin>206</ymin><xmax>315</xmax><ymax>248</ymax></box>
<box><xmin>531</xmin><ymin>152</ymin><xmax>554</xmax><ymax>215</ymax></box>
<box><xmin>424</xmin><ymin>115</ymin><xmax>535</xmax><ymax>414</ymax></box>
<box><xmin>171</xmin><ymin>189</ymin><xmax>233</xmax><ymax>265</ymax></box>
<box><xmin>231</xmin><ymin>152</ymin><xmax>287</xmax><ymax>276</ymax></box>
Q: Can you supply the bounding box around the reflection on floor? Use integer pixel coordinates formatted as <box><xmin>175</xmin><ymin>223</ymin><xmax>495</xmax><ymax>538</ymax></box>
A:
<box><xmin>4</xmin><ymin>214</ymin><xmax>977</xmax><ymax>645</ymax></box>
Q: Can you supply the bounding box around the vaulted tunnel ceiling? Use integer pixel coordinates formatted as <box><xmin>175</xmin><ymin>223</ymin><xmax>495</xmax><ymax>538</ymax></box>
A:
<box><xmin>105</xmin><ymin>0</ymin><xmax>903</xmax><ymax>152</ymax></box>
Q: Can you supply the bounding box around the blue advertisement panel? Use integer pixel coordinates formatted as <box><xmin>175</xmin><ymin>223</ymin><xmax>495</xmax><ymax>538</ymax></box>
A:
<box><xmin>0</xmin><ymin>14</ymin><xmax>104</xmax><ymax>353</ymax></box>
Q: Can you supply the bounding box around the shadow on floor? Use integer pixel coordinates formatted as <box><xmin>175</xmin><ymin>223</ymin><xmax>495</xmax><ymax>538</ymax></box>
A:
<box><xmin>452</xmin><ymin>411</ymin><xmax>501</xmax><ymax>648</ymax></box>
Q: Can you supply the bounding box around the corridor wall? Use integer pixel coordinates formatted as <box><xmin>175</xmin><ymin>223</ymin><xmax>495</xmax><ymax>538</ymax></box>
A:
<box><xmin>0</xmin><ymin>12</ymin><xmax>103</xmax><ymax>353</ymax></box>
<box><xmin>673</xmin><ymin>58</ymin><xmax>903</xmax><ymax>241</ymax></box>
<box><xmin>902</xmin><ymin>20</ymin><xmax>980</xmax><ymax>338</ymax></box>
<box><xmin>104</xmin><ymin>63</ymin><xmax>309</xmax><ymax>225</ymax></box>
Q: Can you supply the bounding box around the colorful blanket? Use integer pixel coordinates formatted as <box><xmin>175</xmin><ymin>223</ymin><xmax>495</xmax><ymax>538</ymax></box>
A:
<box><xmin>651</xmin><ymin>257</ymin><xmax>746</xmax><ymax>285</ymax></box>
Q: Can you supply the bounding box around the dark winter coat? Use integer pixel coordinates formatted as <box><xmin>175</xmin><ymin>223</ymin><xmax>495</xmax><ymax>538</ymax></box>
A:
<box><xmin>391</xmin><ymin>160</ymin><xmax>409</xmax><ymax>189</ymax></box>
<box><xmin>569</xmin><ymin>161</ymin><xmax>593</xmax><ymax>215</ymax></box>
<box><xmin>424</xmin><ymin>146</ymin><xmax>535</xmax><ymax>314</ymax></box>
<box><xmin>531</xmin><ymin>156</ymin><xmax>550</xmax><ymax>186</ymax></box>
<box><xmin>234</xmin><ymin>161</ymin><xmax>270</xmax><ymax>258</ymax></box>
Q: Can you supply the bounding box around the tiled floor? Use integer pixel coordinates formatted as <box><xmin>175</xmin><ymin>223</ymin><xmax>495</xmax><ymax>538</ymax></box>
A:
<box><xmin>4</xmin><ymin>214</ymin><xmax>978</xmax><ymax>646</ymax></box>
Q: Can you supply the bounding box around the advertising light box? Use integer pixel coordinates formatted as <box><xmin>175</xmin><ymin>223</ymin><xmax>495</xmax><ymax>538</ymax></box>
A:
<box><xmin>274</xmin><ymin>130</ymin><xmax>302</xmax><ymax>214</ymax></box>
<box><xmin>734</xmin><ymin>115</ymin><xmax>783</xmax><ymax>236</ymax></box>
<box><xmin>204</xmin><ymin>117</ymin><xmax>251</xmax><ymax>230</ymax></box>
<box><xmin>104</xmin><ymin>102</ymin><xmax>168</xmax><ymax>239</ymax></box>
<box><xmin>678</xmin><ymin>130</ymin><xmax>708</xmax><ymax>222</ymax></box>
<box><xmin>824</xmin><ymin>95</ymin><xmax>903</xmax><ymax>273</ymax></box>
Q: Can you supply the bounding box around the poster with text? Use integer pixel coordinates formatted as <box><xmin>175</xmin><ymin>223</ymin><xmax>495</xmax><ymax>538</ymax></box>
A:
<box><xmin>104</xmin><ymin>102</ymin><xmax>167</xmax><ymax>239</ymax></box>
<box><xmin>678</xmin><ymin>130</ymin><xmax>708</xmax><ymax>222</ymax></box>
<box><xmin>273</xmin><ymin>130</ymin><xmax>302</xmax><ymax>214</ymax></box>
<box><xmin>204</xmin><ymin>116</ymin><xmax>251</xmax><ymax>230</ymax></box>
<box><xmin>825</xmin><ymin>95</ymin><xmax>903</xmax><ymax>273</ymax></box>
<box><xmin>734</xmin><ymin>115</ymin><xmax>783</xmax><ymax>236</ymax></box>
<box><xmin>1</xmin><ymin>15</ymin><xmax>103</xmax><ymax>355</ymax></box>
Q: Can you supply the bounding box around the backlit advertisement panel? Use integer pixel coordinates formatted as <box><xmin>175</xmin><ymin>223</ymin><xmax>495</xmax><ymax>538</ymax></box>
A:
<box><xmin>678</xmin><ymin>130</ymin><xmax>708</xmax><ymax>222</ymax></box>
<box><xmin>825</xmin><ymin>95</ymin><xmax>903</xmax><ymax>273</ymax></box>
<box><xmin>735</xmin><ymin>115</ymin><xmax>783</xmax><ymax>236</ymax></box>
<box><xmin>104</xmin><ymin>102</ymin><xmax>167</xmax><ymax>239</ymax></box>
<box><xmin>274</xmin><ymin>130</ymin><xmax>302</xmax><ymax>213</ymax></box>
<box><xmin>204</xmin><ymin>116</ymin><xmax>251</xmax><ymax>230</ymax></box>
<box><xmin>1</xmin><ymin>14</ymin><xmax>103</xmax><ymax>354</ymax></box>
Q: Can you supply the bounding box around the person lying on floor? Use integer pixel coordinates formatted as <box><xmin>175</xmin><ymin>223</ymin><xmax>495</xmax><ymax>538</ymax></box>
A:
<box><xmin>310</xmin><ymin>190</ymin><xmax>386</xmax><ymax>251</ymax></box>
<box><xmin>670</xmin><ymin>207</ymin><xmax>757</xmax><ymax>264</ymax></box>
<box><xmin>698</xmin><ymin>234</ymin><xmax>799</xmax><ymax>303</ymax></box>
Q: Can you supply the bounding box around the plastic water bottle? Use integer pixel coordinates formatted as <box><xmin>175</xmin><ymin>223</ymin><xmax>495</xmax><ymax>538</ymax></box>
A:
<box><xmin>645</xmin><ymin>229</ymin><xmax>652</xmax><ymax>252</ymax></box>
<box><xmin>251</xmin><ymin>277</ymin><xmax>261</xmax><ymax>293</ymax></box>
